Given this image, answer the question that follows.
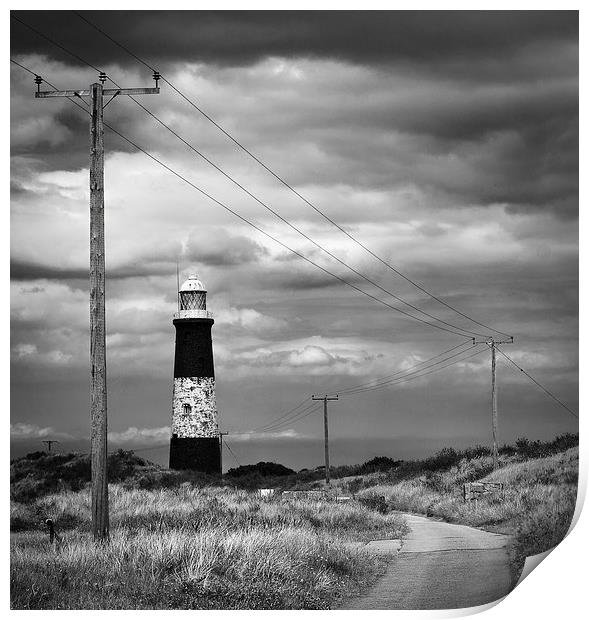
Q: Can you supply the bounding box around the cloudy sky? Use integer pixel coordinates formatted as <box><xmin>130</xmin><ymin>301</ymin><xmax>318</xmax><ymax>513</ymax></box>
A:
<box><xmin>10</xmin><ymin>10</ymin><xmax>578</xmax><ymax>470</ymax></box>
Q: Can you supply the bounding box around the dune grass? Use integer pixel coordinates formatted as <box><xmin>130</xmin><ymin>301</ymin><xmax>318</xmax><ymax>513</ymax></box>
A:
<box><xmin>10</xmin><ymin>485</ymin><xmax>408</xmax><ymax>609</ymax></box>
<box><xmin>11</xmin><ymin>436</ymin><xmax>577</xmax><ymax>607</ymax></box>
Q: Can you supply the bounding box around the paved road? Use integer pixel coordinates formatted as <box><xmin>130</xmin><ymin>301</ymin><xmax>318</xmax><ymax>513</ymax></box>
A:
<box><xmin>339</xmin><ymin>513</ymin><xmax>513</xmax><ymax>610</ymax></box>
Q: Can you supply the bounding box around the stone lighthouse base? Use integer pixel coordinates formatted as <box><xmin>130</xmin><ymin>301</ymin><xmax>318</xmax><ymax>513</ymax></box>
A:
<box><xmin>169</xmin><ymin>436</ymin><xmax>221</xmax><ymax>473</ymax></box>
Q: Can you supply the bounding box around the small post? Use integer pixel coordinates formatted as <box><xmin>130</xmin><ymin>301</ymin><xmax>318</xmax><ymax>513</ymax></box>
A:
<box><xmin>45</xmin><ymin>519</ymin><xmax>55</xmax><ymax>544</ymax></box>
<box><xmin>312</xmin><ymin>395</ymin><xmax>339</xmax><ymax>485</ymax></box>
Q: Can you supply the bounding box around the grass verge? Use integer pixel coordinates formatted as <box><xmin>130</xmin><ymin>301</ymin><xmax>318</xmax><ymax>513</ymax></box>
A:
<box><xmin>11</xmin><ymin>485</ymin><xmax>408</xmax><ymax>609</ymax></box>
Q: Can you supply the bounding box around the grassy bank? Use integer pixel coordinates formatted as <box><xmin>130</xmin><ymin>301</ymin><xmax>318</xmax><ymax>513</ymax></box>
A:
<box><xmin>10</xmin><ymin>485</ymin><xmax>408</xmax><ymax>609</ymax></box>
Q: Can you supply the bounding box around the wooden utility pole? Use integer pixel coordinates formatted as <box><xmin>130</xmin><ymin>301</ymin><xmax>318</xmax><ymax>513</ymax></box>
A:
<box><xmin>219</xmin><ymin>431</ymin><xmax>229</xmax><ymax>473</ymax></box>
<box><xmin>35</xmin><ymin>72</ymin><xmax>159</xmax><ymax>541</ymax></box>
<box><xmin>42</xmin><ymin>440</ymin><xmax>60</xmax><ymax>452</ymax></box>
<box><xmin>473</xmin><ymin>337</ymin><xmax>513</xmax><ymax>470</ymax></box>
<box><xmin>491</xmin><ymin>341</ymin><xmax>498</xmax><ymax>469</ymax></box>
<box><xmin>312</xmin><ymin>395</ymin><xmax>339</xmax><ymax>484</ymax></box>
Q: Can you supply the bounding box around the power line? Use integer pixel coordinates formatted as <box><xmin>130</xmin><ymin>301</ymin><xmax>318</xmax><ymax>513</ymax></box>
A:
<box><xmin>10</xmin><ymin>59</ymin><xmax>90</xmax><ymax>113</ymax></box>
<box><xmin>232</xmin><ymin>402</ymin><xmax>322</xmax><ymax>435</ymax></box>
<box><xmin>124</xmin><ymin>98</ymin><xmax>487</xmax><ymax>338</ymax></box>
<box><xmin>250</xmin><ymin>402</ymin><xmax>319</xmax><ymax>434</ymax></box>
<box><xmin>237</xmin><ymin>347</ymin><xmax>487</xmax><ymax>434</ymax></box>
<box><xmin>11</xmin><ymin>17</ymin><xmax>488</xmax><ymax>340</ymax></box>
<box><xmin>248</xmin><ymin>396</ymin><xmax>311</xmax><ymax>433</ymax></box>
<box><xmin>72</xmin><ymin>10</ymin><xmax>512</xmax><ymax>340</ymax></box>
<box><xmin>10</xmin><ymin>61</ymin><xmax>530</xmax><ymax>451</ymax></box>
<box><xmin>223</xmin><ymin>440</ymin><xmax>241</xmax><ymax>467</ymax></box>
<box><xmin>495</xmin><ymin>346</ymin><xmax>578</xmax><ymax>419</ymax></box>
<box><xmin>12</xmin><ymin>14</ymin><xmax>103</xmax><ymax>74</ymax></box>
<box><xmin>10</xmin><ymin>57</ymin><xmax>41</xmax><ymax>77</ymax></box>
<box><xmin>339</xmin><ymin>345</ymin><xmax>488</xmax><ymax>398</ymax></box>
<box><xmin>337</xmin><ymin>343</ymin><xmax>483</xmax><ymax>396</ymax></box>
<box><xmin>327</xmin><ymin>340</ymin><xmax>472</xmax><ymax>396</ymax></box>
<box><xmin>116</xmin><ymin>94</ymin><xmax>486</xmax><ymax>337</ymax></box>
<box><xmin>13</xmin><ymin>59</ymin><xmax>478</xmax><ymax>440</ymax></box>
<box><xmin>122</xmin><ymin>443</ymin><xmax>169</xmax><ymax>454</ymax></box>
<box><xmin>100</xmin><ymin>121</ymin><xmax>481</xmax><ymax>338</ymax></box>
<box><xmin>256</xmin><ymin>402</ymin><xmax>322</xmax><ymax>433</ymax></box>
<box><xmin>233</xmin><ymin>347</ymin><xmax>486</xmax><ymax>433</ymax></box>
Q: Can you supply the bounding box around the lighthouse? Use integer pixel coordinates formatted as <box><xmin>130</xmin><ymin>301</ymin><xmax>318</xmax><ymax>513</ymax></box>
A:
<box><xmin>169</xmin><ymin>274</ymin><xmax>221</xmax><ymax>473</ymax></box>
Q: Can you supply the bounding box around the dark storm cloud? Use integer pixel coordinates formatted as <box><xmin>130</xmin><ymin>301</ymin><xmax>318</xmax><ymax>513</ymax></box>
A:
<box><xmin>11</xmin><ymin>11</ymin><xmax>577</xmax><ymax>72</ymax></box>
<box><xmin>11</xmin><ymin>103</ymin><xmax>135</xmax><ymax>172</ymax></box>
<box><xmin>10</xmin><ymin>229</ymin><xmax>267</xmax><ymax>285</ymax></box>
<box><xmin>185</xmin><ymin>229</ymin><xmax>268</xmax><ymax>266</ymax></box>
<box><xmin>11</xmin><ymin>261</ymin><xmax>87</xmax><ymax>281</ymax></box>
<box><xmin>9</xmin><ymin>259</ymin><xmax>174</xmax><ymax>283</ymax></box>
<box><xmin>10</xmin><ymin>10</ymin><xmax>578</xmax><ymax>219</ymax></box>
<box><xmin>10</xmin><ymin>180</ymin><xmax>28</xmax><ymax>197</ymax></box>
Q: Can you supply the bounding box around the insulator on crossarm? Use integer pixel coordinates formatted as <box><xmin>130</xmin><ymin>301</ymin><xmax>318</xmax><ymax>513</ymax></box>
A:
<box><xmin>99</xmin><ymin>71</ymin><xmax>107</xmax><ymax>84</ymax></box>
<box><xmin>153</xmin><ymin>71</ymin><xmax>161</xmax><ymax>88</ymax></box>
<box><xmin>34</xmin><ymin>75</ymin><xmax>43</xmax><ymax>92</ymax></box>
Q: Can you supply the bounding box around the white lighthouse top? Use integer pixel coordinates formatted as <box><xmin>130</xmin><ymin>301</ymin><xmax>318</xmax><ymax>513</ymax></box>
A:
<box><xmin>180</xmin><ymin>274</ymin><xmax>206</xmax><ymax>292</ymax></box>
<box><xmin>174</xmin><ymin>274</ymin><xmax>212</xmax><ymax>320</ymax></box>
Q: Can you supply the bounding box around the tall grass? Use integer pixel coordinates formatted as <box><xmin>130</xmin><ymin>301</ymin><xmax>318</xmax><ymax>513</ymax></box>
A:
<box><xmin>11</xmin><ymin>436</ymin><xmax>577</xmax><ymax>607</ymax></box>
<box><xmin>11</xmin><ymin>526</ymin><xmax>382</xmax><ymax>609</ymax></box>
<box><xmin>11</xmin><ymin>485</ymin><xmax>408</xmax><ymax>609</ymax></box>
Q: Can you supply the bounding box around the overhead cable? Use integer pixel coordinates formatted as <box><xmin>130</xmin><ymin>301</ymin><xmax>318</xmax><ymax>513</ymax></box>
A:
<box><xmin>72</xmin><ymin>10</ymin><xmax>513</xmax><ymax>340</ymax></box>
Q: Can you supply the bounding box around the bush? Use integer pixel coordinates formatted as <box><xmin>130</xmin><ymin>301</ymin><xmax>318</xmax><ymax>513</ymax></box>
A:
<box><xmin>357</xmin><ymin>493</ymin><xmax>388</xmax><ymax>514</ymax></box>
<box><xmin>226</xmin><ymin>462</ymin><xmax>295</xmax><ymax>478</ymax></box>
<box><xmin>10</xmin><ymin>450</ymin><xmax>165</xmax><ymax>502</ymax></box>
<box><xmin>423</xmin><ymin>447</ymin><xmax>460</xmax><ymax>471</ymax></box>
<box><xmin>461</xmin><ymin>445</ymin><xmax>491</xmax><ymax>460</ymax></box>
<box><xmin>356</xmin><ymin>456</ymin><xmax>402</xmax><ymax>474</ymax></box>
<box><xmin>108</xmin><ymin>450</ymin><xmax>149</xmax><ymax>481</ymax></box>
<box><xmin>23</xmin><ymin>451</ymin><xmax>47</xmax><ymax>461</ymax></box>
<box><xmin>345</xmin><ymin>478</ymin><xmax>364</xmax><ymax>495</ymax></box>
<box><xmin>513</xmin><ymin>434</ymin><xmax>579</xmax><ymax>460</ymax></box>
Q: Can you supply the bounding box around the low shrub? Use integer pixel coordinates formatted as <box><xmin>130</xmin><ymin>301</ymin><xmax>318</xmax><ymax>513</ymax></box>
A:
<box><xmin>357</xmin><ymin>493</ymin><xmax>388</xmax><ymax>514</ymax></box>
<box><xmin>226</xmin><ymin>462</ymin><xmax>296</xmax><ymax>478</ymax></box>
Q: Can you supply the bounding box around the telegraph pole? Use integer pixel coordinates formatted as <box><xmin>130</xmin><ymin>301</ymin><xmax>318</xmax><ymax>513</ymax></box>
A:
<box><xmin>473</xmin><ymin>337</ymin><xmax>514</xmax><ymax>469</ymax></box>
<box><xmin>42</xmin><ymin>440</ymin><xmax>60</xmax><ymax>453</ymax></box>
<box><xmin>35</xmin><ymin>71</ymin><xmax>160</xmax><ymax>541</ymax></box>
<box><xmin>312</xmin><ymin>395</ymin><xmax>339</xmax><ymax>484</ymax></box>
<box><xmin>219</xmin><ymin>432</ymin><xmax>229</xmax><ymax>474</ymax></box>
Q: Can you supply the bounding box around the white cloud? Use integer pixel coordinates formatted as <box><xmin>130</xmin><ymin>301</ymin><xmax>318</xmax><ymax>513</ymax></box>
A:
<box><xmin>11</xmin><ymin>342</ymin><xmax>73</xmax><ymax>366</ymax></box>
<box><xmin>10</xmin><ymin>423</ymin><xmax>73</xmax><ymax>440</ymax></box>
<box><xmin>215</xmin><ymin>306</ymin><xmax>287</xmax><ymax>334</ymax></box>
<box><xmin>230</xmin><ymin>429</ymin><xmax>307</xmax><ymax>442</ymax></box>
<box><xmin>13</xmin><ymin>343</ymin><xmax>36</xmax><ymax>358</ymax></box>
<box><xmin>287</xmin><ymin>345</ymin><xmax>335</xmax><ymax>367</ymax></box>
<box><xmin>216</xmin><ymin>337</ymin><xmax>393</xmax><ymax>378</ymax></box>
<box><xmin>108</xmin><ymin>426</ymin><xmax>171</xmax><ymax>445</ymax></box>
